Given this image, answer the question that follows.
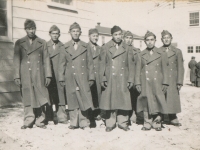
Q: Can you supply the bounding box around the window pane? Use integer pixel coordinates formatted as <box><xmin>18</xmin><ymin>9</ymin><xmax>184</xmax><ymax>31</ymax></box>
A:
<box><xmin>0</xmin><ymin>0</ymin><xmax>6</xmax><ymax>9</ymax></box>
<box><xmin>0</xmin><ymin>26</ymin><xmax>7</xmax><ymax>36</ymax></box>
<box><xmin>0</xmin><ymin>11</ymin><xmax>7</xmax><ymax>27</ymax></box>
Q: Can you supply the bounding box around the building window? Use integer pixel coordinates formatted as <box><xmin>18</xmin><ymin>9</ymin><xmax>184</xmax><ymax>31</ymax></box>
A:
<box><xmin>189</xmin><ymin>12</ymin><xmax>199</xmax><ymax>26</ymax></box>
<box><xmin>196</xmin><ymin>46</ymin><xmax>200</xmax><ymax>53</ymax></box>
<box><xmin>188</xmin><ymin>46</ymin><xmax>194</xmax><ymax>53</ymax></box>
<box><xmin>52</xmin><ymin>0</ymin><xmax>73</xmax><ymax>6</ymax></box>
<box><xmin>0</xmin><ymin>0</ymin><xmax>7</xmax><ymax>36</ymax></box>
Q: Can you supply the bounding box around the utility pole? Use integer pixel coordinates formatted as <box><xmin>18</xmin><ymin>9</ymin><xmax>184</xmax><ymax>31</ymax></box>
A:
<box><xmin>173</xmin><ymin>0</ymin><xmax>175</xmax><ymax>9</ymax></box>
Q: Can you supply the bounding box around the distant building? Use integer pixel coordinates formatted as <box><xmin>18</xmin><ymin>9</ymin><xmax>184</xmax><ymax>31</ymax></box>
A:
<box><xmin>95</xmin><ymin>23</ymin><xmax>144</xmax><ymax>48</ymax></box>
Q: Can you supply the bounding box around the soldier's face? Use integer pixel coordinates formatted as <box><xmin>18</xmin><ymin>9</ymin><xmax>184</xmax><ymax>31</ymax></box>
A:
<box><xmin>89</xmin><ymin>33</ymin><xmax>99</xmax><ymax>44</ymax></box>
<box><xmin>70</xmin><ymin>28</ymin><xmax>81</xmax><ymax>40</ymax></box>
<box><xmin>145</xmin><ymin>36</ymin><xmax>156</xmax><ymax>49</ymax></box>
<box><xmin>112</xmin><ymin>31</ymin><xmax>122</xmax><ymax>43</ymax></box>
<box><xmin>161</xmin><ymin>34</ymin><xmax>172</xmax><ymax>46</ymax></box>
<box><xmin>50</xmin><ymin>30</ymin><xmax>60</xmax><ymax>42</ymax></box>
<box><xmin>25</xmin><ymin>27</ymin><xmax>36</xmax><ymax>38</ymax></box>
<box><xmin>124</xmin><ymin>36</ymin><xmax>133</xmax><ymax>45</ymax></box>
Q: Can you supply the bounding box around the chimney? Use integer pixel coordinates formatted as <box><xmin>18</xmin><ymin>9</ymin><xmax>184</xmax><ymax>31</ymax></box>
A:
<box><xmin>97</xmin><ymin>22</ymin><xmax>101</xmax><ymax>26</ymax></box>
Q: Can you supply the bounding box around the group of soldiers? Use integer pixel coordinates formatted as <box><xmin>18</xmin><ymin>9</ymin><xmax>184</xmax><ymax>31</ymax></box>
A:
<box><xmin>188</xmin><ymin>56</ymin><xmax>200</xmax><ymax>87</ymax></box>
<box><xmin>13</xmin><ymin>19</ymin><xmax>184</xmax><ymax>132</ymax></box>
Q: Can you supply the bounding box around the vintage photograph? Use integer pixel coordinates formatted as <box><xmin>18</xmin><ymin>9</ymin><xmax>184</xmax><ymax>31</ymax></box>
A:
<box><xmin>0</xmin><ymin>0</ymin><xmax>200</xmax><ymax>149</ymax></box>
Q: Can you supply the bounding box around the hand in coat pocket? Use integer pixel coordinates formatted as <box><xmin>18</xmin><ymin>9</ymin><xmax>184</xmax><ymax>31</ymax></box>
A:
<box><xmin>101</xmin><ymin>81</ymin><xmax>107</xmax><ymax>89</ymax></box>
<box><xmin>162</xmin><ymin>85</ymin><xmax>168</xmax><ymax>93</ymax></box>
<box><xmin>14</xmin><ymin>79</ymin><xmax>21</xmax><ymax>87</ymax></box>
<box><xmin>136</xmin><ymin>85</ymin><xmax>141</xmax><ymax>93</ymax></box>
<box><xmin>45</xmin><ymin>77</ymin><xmax>51</xmax><ymax>87</ymax></box>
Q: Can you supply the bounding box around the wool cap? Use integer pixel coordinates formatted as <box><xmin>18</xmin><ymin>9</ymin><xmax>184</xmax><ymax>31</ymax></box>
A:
<box><xmin>111</xmin><ymin>26</ymin><xmax>122</xmax><ymax>35</ymax></box>
<box><xmin>49</xmin><ymin>25</ymin><xmax>60</xmax><ymax>33</ymax></box>
<box><xmin>24</xmin><ymin>19</ymin><xmax>36</xmax><ymax>29</ymax></box>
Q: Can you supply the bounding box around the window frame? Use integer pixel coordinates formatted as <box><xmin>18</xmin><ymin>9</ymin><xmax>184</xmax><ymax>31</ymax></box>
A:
<box><xmin>189</xmin><ymin>11</ymin><xmax>199</xmax><ymax>27</ymax></box>
<box><xmin>196</xmin><ymin>46</ymin><xmax>200</xmax><ymax>53</ymax></box>
<box><xmin>0</xmin><ymin>0</ymin><xmax>12</xmax><ymax>42</ymax></box>
<box><xmin>47</xmin><ymin>0</ymin><xmax>77</xmax><ymax>12</ymax></box>
<box><xmin>188</xmin><ymin>46</ymin><xmax>194</xmax><ymax>53</ymax></box>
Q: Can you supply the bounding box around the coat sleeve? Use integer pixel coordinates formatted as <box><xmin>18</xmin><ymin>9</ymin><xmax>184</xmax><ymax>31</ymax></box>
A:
<box><xmin>135</xmin><ymin>53</ymin><xmax>142</xmax><ymax>85</ymax></box>
<box><xmin>177</xmin><ymin>50</ymin><xmax>184</xmax><ymax>85</ymax></box>
<box><xmin>43</xmin><ymin>41</ymin><xmax>52</xmax><ymax>78</ymax></box>
<box><xmin>161</xmin><ymin>52</ymin><xmax>169</xmax><ymax>85</ymax></box>
<box><xmin>86</xmin><ymin>45</ymin><xmax>95</xmax><ymax>81</ymax></box>
<box><xmin>58</xmin><ymin>46</ymin><xmax>67</xmax><ymax>82</ymax></box>
<box><xmin>127</xmin><ymin>47</ymin><xmax>135</xmax><ymax>84</ymax></box>
<box><xmin>13</xmin><ymin>40</ymin><xmax>21</xmax><ymax>80</ymax></box>
<box><xmin>99</xmin><ymin>46</ymin><xmax>107</xmax><ymax>83</ymax></box>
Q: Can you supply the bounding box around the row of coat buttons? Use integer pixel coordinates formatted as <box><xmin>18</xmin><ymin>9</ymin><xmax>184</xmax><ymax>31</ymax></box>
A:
<box><xmin>112</xmin><ymin>66</ymin><xmax>124</xmax><ymax>70</ymax></box>
<box><xmin>112</xmin><ymin>73</ymin><xmax>123</xmax><ymax>76</ymax></box>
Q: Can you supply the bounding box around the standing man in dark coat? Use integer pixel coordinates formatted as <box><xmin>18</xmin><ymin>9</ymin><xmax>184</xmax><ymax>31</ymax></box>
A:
<box><xmin>195</xmin><ymin>61</ymin><xmax>200</xmax><ymax>87</ymax></box>
<box><xmin>87</xmin><ymin>28</ymin><xmax>102</xmax><ymax>125</ymax></box>
<box><xmin>123</xmin><ymin>31</ymin><xmax>143</xmax><ymax>125</ymax></box>
<box><xmin>99</xmin><ymin>26</ymin><xmax>134</xmax><ymax>132</ymax></box>
<box><xmin>160</xmin><ymin>30</ymin><xmax>184</xmax><ymax>126</ymax></box>
<box><xmin>58</xmin><ymin>22</ymin><xmax>94</xmax><ymax>130</ymax></box>
<box><xmin>188</xmin><ymin>56</ymin><xmax>197</xmax><ymax>86</ymax></box>
<box><xmin>135</xmin><ymin>31</ymin><xmax>169</xmax><ymax>131</ymax></box>
<box><xmin>13</xmin><ymin>19</ymin><xmax>52</xmax><ymax>129</ymax></box>
<box><xmin>47</xmin><ymin>25</ymin><xmax>68</xmax><ymax>124</ymax></box>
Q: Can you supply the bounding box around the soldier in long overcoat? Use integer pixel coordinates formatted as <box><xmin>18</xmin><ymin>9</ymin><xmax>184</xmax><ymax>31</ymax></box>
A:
<box><xmin>13</xmin><ymin>19</ymin><xmax>51</xmax><ymax>129</ymax></box>
<box><xmin>188</xmin><ymin>56</ymin><xmax>197</xmax><ymax>86</ymax></box>
<box><xmin>135</xmin><ymin>31</ymin><xmax>169</xmax><ymax>131</ymax></box>
<box><xmin>160</xmin><ymin>30</ymin><xmax>184</xmax><ymax>126</ymax></box>
<box><xmin>99</xmin><ymin>26</ymin><xmax>134</xmax><ymax>132</ymax></box>
<box><xmin>46</xmin><ymin>25</ymin><xmax>68</xmax><ymax>125</ymax></box>
<box><xmin>87</xmin><ymin>28</ymin><xmax>102</xmax><ymax>126</ymax></box>
<box><xmin>196</xmin><ymin>61</ymin><xmax>200</xmax><ymax>87</ymax></box>
<box><xmin>58</xmin><ymin>22</ymin><xmax>94</xmax><ymax>130</ymax></box>
<box><xmin>123</xmin><ymin>31</ymin><xmax>143</xmax><ymax>125</ymax></box>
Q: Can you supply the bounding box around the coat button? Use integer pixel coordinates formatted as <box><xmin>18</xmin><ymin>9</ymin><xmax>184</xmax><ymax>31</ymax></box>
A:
<box><xmin>37</xmin><ymin>68</ymin><xmax>39</xmax><ymax>70</ymax></box>
<box><xmin>29</xmin><ymin>68</ymin><xmax>31</xmax><ymax>70</ymax></box>
<box><xmin>112</xmin><ymin>73</ymin><xmax>115</xmax><ymax>75</ymax></box>
<box><xmin>155</xmin><ymin>71</ymin><xmax>157</xmax><ymax>73</ymax></box>
<box><xmin>95</xmin><ymin>72</ymin><xmax>97</xmax><ymax>74</ymax></box>
<box><xmin>73</xmin><ymin>73</ymin><xmax>76</xmax><ymax>75</ymax></box>
<box><xmin>72</xmin><ymin>66</ymin><xmax>75</xmax><ymax>68</ymax></box>
<box><xmin>146</xmin><ymin>78</ymin><xmax>149</xmax><ymax>80</ymax></box>
<box><xmin>39</xmin><ymin>54</ymin><xmax>40</xmax><ymax>57</ymax></box>
<box><xmin>146</xmin><ymin>65</ymin><xmax>148</xmax><ymax>67</ymax></box>
<box><xmin>83</xmin><ymin>59</ymin><xmax>85</xmax><ymax>61</ymax></box>
<box><xmin>146</xmin><ymin>71</ymin><xmax>148</xmax><ymax>73</ymax></box>
<box><xmin>121</xmin><ymin>68</ymin><xmax>124</xmax><ymax>70</ymax></box>
<box><xmin>27</xmin><ymin>61</ymin><xmax>30</xmax><ymax>63</ymax></box>
<box><xmin>38</xmin><ymin>61</ymin><xmax>40</xmax><ymax>63</ymax></box>
<box><xmin>123</xmin><ymin>61</ymin><xmax>125</xmax><ymax>62</ymax></box>
<box><xmin>82</xmin><ymin>73</ymin><xmax>84</xmax><ymax>75</ymax></box>
<box><xmin>112</xmin><ymin>59</ymin><xmax>114</xmax><ymax>61</ymax></box>
<box><xmin>120</xmin><ymin>74</ymin><xmax>123</xmax><ymax>76</ymax></box>
<box><xmin>157</xmin><ymin>64</ymin><xmax>159</xmax><ymax>66</ymax></box>
<box><xmin>172</xmin><ymin>62</ymin><xmax>173</xmax><ymax>63</ymax></box>
<box><xmin>112</xmin><ymin>66</ymin><xmax>114</xmax><ymax>69</ymax></box>
<box><xmin>171</xmin><ymin>69</ymin><xmax>172</xmax><ymax>70</ymax></box>
<box><xmin>82</xmin><ymin>66</ymin><xmax>84</xmax><ymax>68</ymax></box>
<box><xmin>154</xmin><ymin>78</ymin><xmax>156</xmax><ymax>80</ymax></box>
<box><xmin>94</xmin><ymin>66</ymin><xmax>95</xmax><ymax>68</ymax></box>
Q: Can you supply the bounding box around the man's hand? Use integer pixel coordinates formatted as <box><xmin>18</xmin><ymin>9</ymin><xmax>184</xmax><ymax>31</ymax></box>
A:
<box><xmin>177</xmin><ymin>84</ymin><xmax>182</xmax><ymax>91</ymax></box>
<box><xmin>89</xmin><ymin>80</ymin><xmax>94</xmax><ymax>87</ymax></box>
<box><xmin>101</xmin><ymin>81</ymin><xmax>108</xmax><ymax>89</ymax></box>
<box><xmin>127</xmin><ymin>82</ymin><xmax>133</xmax><ymax>89</ymax></box>
<box><xmin>59</xmin><ymin>81</ymin><xmax>65</xmax><ymax>87</ymax></box>
<box><xmin>14</xmin><ymin>79</ymin><xmax>21</xmax><ymax>87</ymax></box>
<box><xmin>162</xmin><ymin>85</ymin><xmax>168</xmax><ymax>93</ymax></box>
<box><xmin>136</xmin><ymin>85</ymin><xmax>141</xmax><ymax>93</ymax></box>
<box><xmin>45</xmin><ymin>78</ymin><xmax>51</xmax><ymax>87</ymax></box>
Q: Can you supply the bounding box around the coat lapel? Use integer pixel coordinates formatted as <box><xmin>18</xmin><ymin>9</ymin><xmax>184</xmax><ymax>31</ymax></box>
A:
<box><xmin>27</xmin><ymin>37</ymin><xmax>43</xmax><ymax>55</ymax></box>
<box><xmin>112</xmin><ymin>42</ymin><xmax>126</xmax><ymax>58</ymax></box>
<box><xmin>93</xmin><ymin>46</ymin><xmax>100</xmax><ymax>59</ymax></box>
<box><xmin>141</xmin><ymin>50</ymin><xmax>149</xmax><ymax>61</ymax></box>
<box><xmin>47</xmin><ymin>40</ymin><xmax>62</xmax><ymax>58</ymax></box>
<box><xmin>20</xmin><ymin>36</ymin><xmax>30</xmax><ymax>53</ymax></box>
<box><xmin>167</xmin><ymin>45</ymin><xmax>176</xmax><ymax>58</ymax></box>
<box><xmin>147</xmin><ymin>48</ymin><xmax>161</xmax><ymax>64</ymax></box>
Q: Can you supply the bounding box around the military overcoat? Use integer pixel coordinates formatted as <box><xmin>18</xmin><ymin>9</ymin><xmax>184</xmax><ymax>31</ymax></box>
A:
<box><xmin>47</xmin><ymin>40</ymin><xmax>67</xmax><ymax>105</ymax></box>
<box><xmin>13</xmin><ymin>36</ymin><xmax>52</xmax><ymax>108</ymax></box>
<box><xmin>188</xmin><ymin>60</ymin><xmax>197</xmax><ymax>82</ymax></box>
<box><xmin>58</xmin><ymin>40</ymin><xmax>94</xmax><ymax>111</ymax></box>
<box><xmin>160</xmin><ymin>45</ymin><xmax>184</xmax><ymax>114</ymax></box>
<box><xmin>88</xmin><ymin>42</ymin><xmax>101</xmax><ymax>108</ymax></box>
<box><xmin>99</xmin><ymin>40</ymin><xmax>134</xmax><ymax>110</ymax></box>
<box><xmin>135</xmin><ymin>47</ymin><xmax>169</xmax><ymax>115</ymax></box>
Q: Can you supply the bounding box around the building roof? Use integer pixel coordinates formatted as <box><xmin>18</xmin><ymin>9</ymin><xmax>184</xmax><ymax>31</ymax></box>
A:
<box><xmin>95</xmin><ymin>25</ymin><xmax>144</xmax><ymax>40</ymax></box>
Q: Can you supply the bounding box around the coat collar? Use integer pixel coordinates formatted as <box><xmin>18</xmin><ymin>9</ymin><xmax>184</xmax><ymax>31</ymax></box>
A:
<box><xmin>88</xmin><ymin>42</ymin><xmax>100</xmax><ymax>59</ymax></box>
<box><xmin>47</xmin><ymin>40</ymin><xmax>63</xmax><ymax>58</ymax></box>
<box><xmin>20</xmin><ymin>36</ymin><xmax>43</xmax><ymax>55</ymax></box>
<box><xmin>107</xmin><ymin>40</ymin><xmax>126</xmax><ymax>59</ymax></box>
<box><xmin>142</xmin><ymin>47</ymin><xmax>161</xmax><ymax>64</ymax></box>
<box><xmin>64</xmin><ymin>40</ymin><xmax>87</xmax><ymax>60</ymax></box>
<box><xmin>161</xmin><ymin>45</ymin><xmax>176</xmax><ymax>58</ymax></box>
<box><xmin>130</xmin><ymin>45</ymin><xmax>140</xmax><ymax>55</ymax></box>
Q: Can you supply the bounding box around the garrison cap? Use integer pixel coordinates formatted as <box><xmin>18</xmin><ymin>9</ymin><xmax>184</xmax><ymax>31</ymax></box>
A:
<box><xmin>88</xmin><ymin>28</ymin><xmax>99</xmax><ymax>35</ymax></box>
<box><xmin>111</xmin><ymin>26</ymin><xmax>122</xmax><ymax>35</ymax></box>
<box><xmin>24</xmin><ymin>19</ymin><xmax>36</xmax><ymax>29</ymax></box>
<box><xmin>161</xmin><ymin>30</ymin><xmax>172</xmax><ymax>37</ymax></box>
<box><xmin>144</xmin><ymin>31</ymin><xmax>156</xmax><ymax>40</ymax></box>
<box><xmin>49</xmin><ymin>25</ymin><xmax>60</xmax><ymax>33</ymax></box>
<box><xmin>124</xmin><ymin>31</ymin><xmax>133</xmax><ymax>38</ymax></box>
<box><xmin>192</xmin><ymin>56</ymin><xmax>195</xmax><ymax>59</ymax></box>
<box><xmin>69</xmin><ymin>22</ymin><xmax>81</xmax><ymax>31</ymax></box>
